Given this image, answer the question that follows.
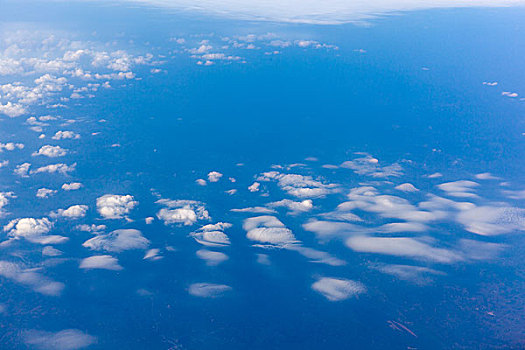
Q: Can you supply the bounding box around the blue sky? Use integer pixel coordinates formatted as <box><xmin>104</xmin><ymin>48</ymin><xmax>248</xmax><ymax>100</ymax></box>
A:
<box><xmin>0</xmin><ymin>1</ymin><xmax>524</xmax><ymax>349</ymax></box>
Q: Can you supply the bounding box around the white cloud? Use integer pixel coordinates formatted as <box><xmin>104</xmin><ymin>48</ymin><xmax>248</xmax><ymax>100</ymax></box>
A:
<box><xmin>37</xmin><ymin>188</ymin><xmax>57</xmax><ymax>198</ymax></box>
<box><xmin>0</xmin><ymin>102</ymin><xmax>26</xmax><ymax>117</ymax></box>
<box><xmin>311</xmin><ymin>277</ymin><xmax>366</xmax><ymax>301</ymax></box>
<box><xmin>0</xmin><ymin>261</ymin><xmax>64</xmax><ymax>296</ymax></box>
<box><xmin>32</xmin><ymin>163</ymin><xmax>76</xmax><ymax>175</ymax></box>
<box><xmin>23</xmin><ymin>329</ymin><xmax>96</xmax><ymax>350</ymax></box>
<box><xmin>394</xmin><ymin>183</ymin><xmax>419</xmax><ymax>192</ymax></box>
<box><xmin>346</xmin><ymin>236</ymin><xmax>461</xmax><ymax>263</ymax></box>
<box><xmin>33</xmin><ymin>145</ymin><xmax>68</xmax><ymax>158</ymax></box>
<box><xmin>113</xmin><ymin>0</ymin><xmax>525</xmax><ymax>25</ymax></box>
<box><xmin>248</xmin><ymin>182</ymin><xmax>260</xmax><ymax>192</ymax></box>
<box><xmin>80</xmin><ymin>255</ymin><xmax>123</xmax><ymax>270</ymax></box>
<box><xmin>52</xmin><ymin>131</ymin><xmax>80</xmax><ymax>140</ymax></box>
<box><xmin>341</xmin><ymin>155</ymin><xmax>403</xmax><ymax>177</ymax></box>
<box><xmin>190</xmin><ymin>222</ymin><xmax>231</xmax><ymax>247</ymax></box>
<box><xmin>14</xmin><ymin>162</ymin><xmax>31</xmax><ymax>177</ymax></box>
<box><xmin>257</xmin><ymin>171</ymin><xmax>338</xmax><ymax>198</ymax></box>
<box><xmin>83</xmin><ymin>229</ymin><xmax>149</xmax><ymax>252</ymax></box>
<box><xmin>196</xmin><ymin>249</ymin><xmax>229</xmax><ymax>265</ymax></box>
<box><xmin>3</xmin><ymin>217</ymin><xmax>68</xmax><ymax>244</ymax></box>
<box><xmin>188</xmin><ymin>282</ymin><xmax>232</xmax><ymax>297</ymax></box>
<box><xmin>53</xmin><ymin>205</ymin><xmax>88</xmax><ymax>219</ymax></box>
<box><xmin>231</xmin><ymin>206</ymin><xmax>276</xmax><ymax>214</ymax></box>
<box><xmin>268</xmin><ymin>199</ymin><xmax>313</xmax><ymax>214</ymax></box>
<box><xmin>243</xmin><ymin>215</ymin><xmax>297</xmax><ymax>245</ymax></box>
<box><xmin>62</xmin><ymin>182</ymin><xmax>82</xmax><ymax>191</ymax></box>
<box><xmin>437</xmin><ymin>180</ymin><xmax>479</xmax><ymax>198</ymax></box>
<box><xmin>0</xmin><ymin>142</ymin><xmax>24</xmax><ymax>152</ymax></box>
<box><xmin>195</xmin><ymin>178</ymin><xmax>207</xmax><ymax>186</ymax></box>
<box><xmin>156</xmin><ymin>199</ymin><xmax>209</xmax><ymax>225</ymax></box>
<box><xmin>207</xmin><ymin>171</ymin><xmax>223</xmax><ymax>182</ymax></box>
<box><xmin>456</xmin><ymin>206</ymin><xmax>525</xmax><ymax>236</ymax></box>
<box><xmin>96</xmin><ymin>194</ymin><xmax>137</xmax><ymax>219</ymax></box>
<box><xmin>42</xmin><ymin>246</ymin><xmax>63</xmax><ymax>257</ymax></box>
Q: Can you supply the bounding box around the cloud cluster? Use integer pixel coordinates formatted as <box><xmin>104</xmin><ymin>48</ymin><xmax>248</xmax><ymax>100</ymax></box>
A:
<box><xmin>156</xmin><ymin>199</ymin><xmax>210</xmax><ymax>225</ymax></box>
<box><xmin>96</xmin><ymin>194</ymin><xmax>138</xmax><ymax>219</ymax></box>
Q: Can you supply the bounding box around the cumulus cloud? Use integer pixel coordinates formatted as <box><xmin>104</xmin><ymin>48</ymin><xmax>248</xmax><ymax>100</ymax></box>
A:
<box><xmin>0</xmin><ymin>101</ymin><xmax>26</xmax><ymax>117</ymax></box>
<box><xmin>52</xmin><ymin>131</ymin><xmax>80</xmax><ymax>140</ymax></box>
<box><xmin>83</xmin><ymin>229</ymin><xmax>149</xmax><ymax>252</ymax></box>
<box><xmin>248</xmin><ymin>182</ymin><xmax>260</xmax><ymax>192</ymax></box>
<box><xmin>243</xmin><ymin>216</ymin><xmax>297</xmax><ymax>245</ymax></box>
<box><xmin>0</xmin><ymin>261</ymin><xmax>64</xmax><ymax>296</ymax></box>
<box><xmin>96</xmin><ymin>194</ymin><xmax>137</xmax><ymax>219</ymax></box>
<box><xmin>23</xmin><ymin>329</ymin><xmax>96</xmax><ymax>350</ymax></box>
<box><xmin>190</xmin><ymin>222</ymin><xmax>231</xmax><ymax>247</ymax></box>
<box><xmin>341</xmin><ymin>155</ymin><xmax>403</xmax><ymax>177</ymax></box>
<box><xmin>207</xmin><ymin>171</ymin><xmax>223</xmax><ymax>182</ymax></box>
<box><xmin>0</xmin><ymin>142</ymin><xmax>24</xmax><ymax>152</ymax></box>
<box><xmin>188</xmin><ymin>282</ymin><xmax>232</xmax><ymax>297</ymax></box>
<box><xmin>257</xmin><ymin>171</ymin><xmax>338</xmax><ymax>198</ymax></box>
<box><xmin>312</xmin><ymin>277</ymin><xmax>366</xmax><ymax>301</ymax></box>
<box><xmin>268</xmin><ymin>199</ymin><xmax>313</xmax><ymax>215</ymax></box>
<box><xmin>32</xmin><ymin>145</ymin><xmax>68</xmax><ymax>158</ymax></box>
<box><xmin>394</xmin><ymin>183</ymin><xmax>419</xmax><ymax>192</ymax></box>
<box><xmin>52</xmin><ymin>205</ymin><xmax>88</xmax><ymax>219</ymax></box>
<box><xmin>4</xmin><ymin>217</ymin><xmax>67</xmax><ymax>244</ymax></box>
<box><xmin>32</xmin><ymin>163</ymin><xmax>76</xmax><ymax>175</ymax></box>
<box><xmin>62</xmin><ymin>182</ymin><xmax>82</xmax><ymax>191</ymax></box>
<box><xmin>156</xmin><ymin>199</ymin><xmax>209</xmax><ymax>225</ymax></box>
<box><xmin>37</xmin><ymin>188</ymin><xmax>57</xmax><ymax>198</ymax></box>
<box><xmin>80</xmin><ymin>255</ymin><xmax>123</xmax><ymax>270</ymax></box>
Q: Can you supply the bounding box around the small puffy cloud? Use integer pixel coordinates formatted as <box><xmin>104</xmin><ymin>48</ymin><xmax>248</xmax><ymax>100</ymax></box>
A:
<box><xmin>394</xmin><ymin>183</ymin><xmax>419</xmax><ymax>192</ymax></box>
<box><xmin>196</xmin><ymin>249</ymin><xmax>229</xmax><ymax>266</ymax></box>
<box><xmin>190</xmin><ymin>222</ymin><xmax>231</xmax><ymax>247</ymax></box>
<box><xmin>0</xmin><ymin>142</ymin><xmax>24</xmax><ymax>152</ymax></box>
<box><xmin>0</xmin><ymin>261</ymin><xmax>64</xmax><ymax>296</ymax></box>
<box><xmin>207</xmin><ymin>171</ymin><xmax>223</xmax><ymax>182</ymax></box>
<box><xmin>3</xmin><ymin>217</ymin><xmax>67</xmax><ymax>244</ymax></box>
<box><xmin>96</xmin><ymin>194</ymin><xmax>137</xmax><ymax>219</ymax></box>
<box><xmin>243</xmin><ymin>215</ymin><xmax>297</xmax><ymax>245</ymax></box>
<box><xmin>32</xmin><ymin>163</ymin><xmax>76</xmax><ymax>175</ymax></box>
<box><xmin>23</xmin><ymin>329</ymin><xmax>96</xmax><ymax>350</ymax></box>
<box><xmin>0</xmin><ymin>191</ymin><xmax>14</xmax><ymax>213</ymax></box>
<box><xmin>32</xmin><ymin>145</ymin><xmax>68</xmax><ymax>158</ymax></box>
<box><xmin>52</xmin><ymin>131</ymin><xmax>80</xmax><ymax>140</ymax></box>
<box><xmin>341</xmin><ymin>155</ymin><xmax>403</xmax><ymax>178</ymax></box>
<box><xmin>156</xmin><ymin>199</ymin><xmax>209</xmax><ymax>226</ymax></box>
<box><xmin>268</xmin><ymin>199</ymin><xmax>313</xmax><ymax>214</ymax></box>
<box><xmin>248</xmin><ymin>182</ymin><xmax>260</xmax><ymax>192</ymax></box>
<box><xmin>80</xmin><ymin>255</ymin><xmax>123</xmax><ymax>270</ymax></box>
<box><xmin>52</xmin><ymin>205</ymin><xmax>88</xmax><ymax>219</ymax></box>
<box><xmin>437</xmin><ymin>180</ymin><xmax>479</xmax><ymax>198</ymax></box>
<box><xmin>311</xmin><ymin>277</ymin><xmax>366</xmax><ymax>301</ymax></box>
<box><xmin>195</xmin><ymin>179</ymin><xmax>207</xmax><ymax>186</ymax></box>
<box><xmin>188</xmin><ymin>283</ymin><xmax>231</xmax><ymax>298</ymax></box>
<box><xmin>143</xmin><ymin>248</ymin><xmax>161</xmax><ymax>260</ymax></box>
<box><xmin>37</xmin><ymin>188</ymin><xmax>57</xmax><ymax>198</ymax></box>
<box><xmin>14</xmin><ymin>162</ymin><xmax>31</xmax><ymax>177</ymax></box>
<box><xmin>257</xmin><ymin>171</ymin><xmax>338</xmax><ymax>198</ymax></box>
<box><xmin>83</xmin><ymin>229</ymin><xmax>149</xmax><ymax>252</ymax></box>
<box><xmin>0</xmin><ymin>102</ymin><xmax>27</xmax><ymax>117</ymax></box>
<box><xmin>62</xmin><ymin>182</ymin><xmax>82</xmax><ymax>191</ymax></box>
<box><xmin>76</xmin><ymin>224</ymin><xmax>106</xmax><ymax>234</ymax></box>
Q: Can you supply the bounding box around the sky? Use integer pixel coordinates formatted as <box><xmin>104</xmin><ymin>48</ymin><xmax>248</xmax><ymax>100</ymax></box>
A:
<box><xmin>0</xmin><ymin>0</ymin><xmax>524</xmax><ymax>349</ymax></box>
